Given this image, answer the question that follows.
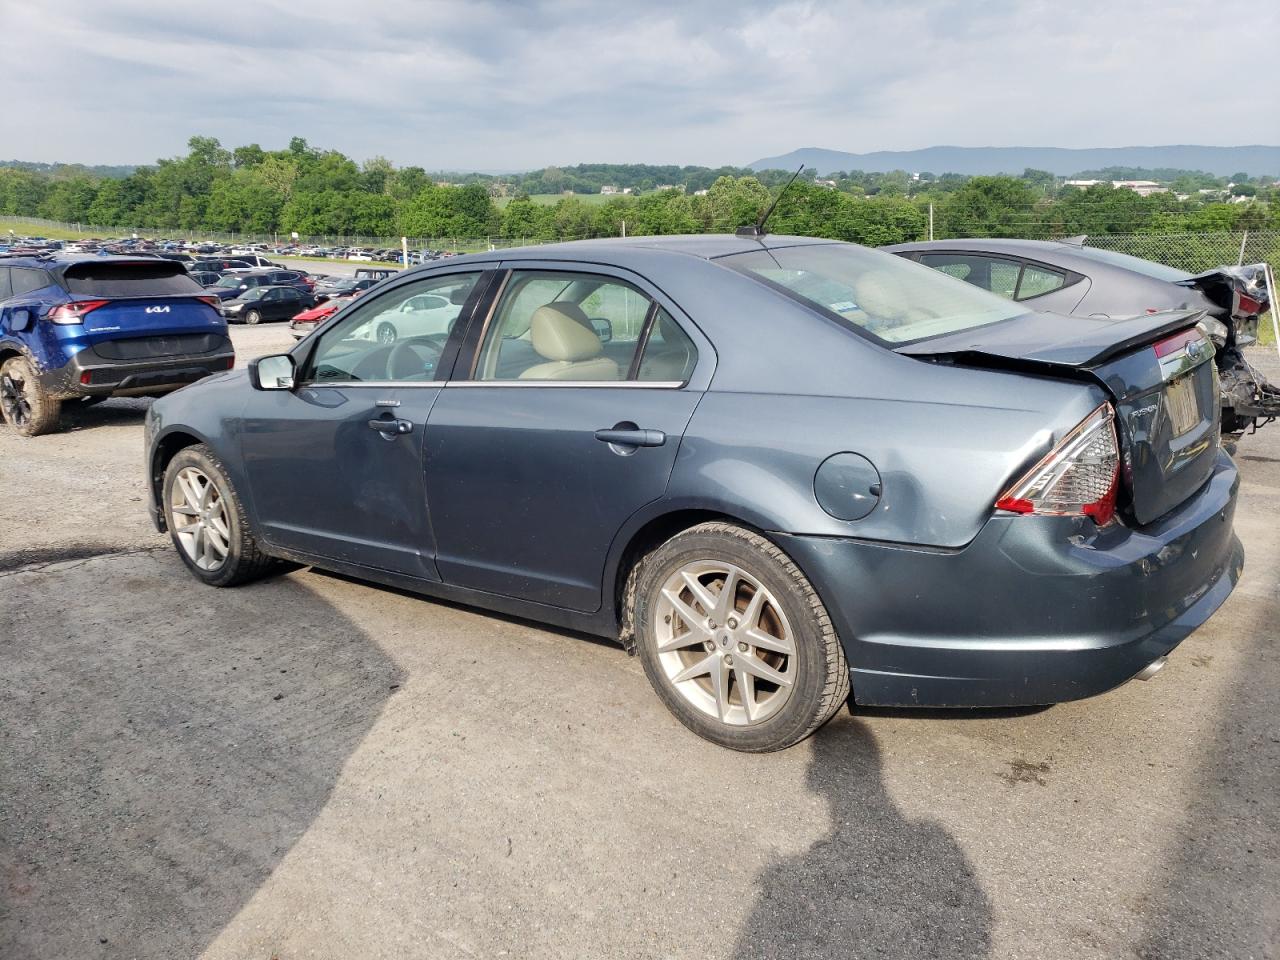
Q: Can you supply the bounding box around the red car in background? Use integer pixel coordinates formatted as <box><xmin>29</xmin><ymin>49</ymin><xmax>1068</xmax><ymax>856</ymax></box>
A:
<box><xmin>289</xmin><ymin>289</ymin><xmax>362</xmax><ymax>340</ymax></box>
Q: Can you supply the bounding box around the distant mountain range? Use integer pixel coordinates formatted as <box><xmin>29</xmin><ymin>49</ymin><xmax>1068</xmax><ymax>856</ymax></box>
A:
<box><xmin>747</xmin><ymin>145</ymin><xmax>1280</xmax><ymax>177</ymax></box>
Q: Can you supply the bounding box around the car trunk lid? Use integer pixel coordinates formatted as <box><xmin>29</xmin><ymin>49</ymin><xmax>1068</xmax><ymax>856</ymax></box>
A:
<box><xmin>898</xmin><ymin>309</ymin><xmax>1219</xmax><ymax>526</ymax></box>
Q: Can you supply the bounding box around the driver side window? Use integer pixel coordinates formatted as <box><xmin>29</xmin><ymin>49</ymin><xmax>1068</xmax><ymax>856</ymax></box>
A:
<box><xmin>301</xmin><ymin>272</ymin><xmax>483</xmax><ymax>384</ymax></box>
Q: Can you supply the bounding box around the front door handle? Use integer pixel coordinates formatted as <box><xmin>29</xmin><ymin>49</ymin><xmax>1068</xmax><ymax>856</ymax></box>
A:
<box><xmin>368</xmin><ymin>417</ymin><xmax>413</xmax><ymax>436</ymax></box>
<box><xmin>594</xmin><ymin>427</ymin><xmax>666</xmax><ymax>448</ymax></box>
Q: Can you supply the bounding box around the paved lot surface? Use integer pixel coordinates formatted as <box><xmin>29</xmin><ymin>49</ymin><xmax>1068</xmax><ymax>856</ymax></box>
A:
<box><xmin>1</xmin><ymin>331</ymin><xmax>1277</xmax><ymax>960</ymax></box>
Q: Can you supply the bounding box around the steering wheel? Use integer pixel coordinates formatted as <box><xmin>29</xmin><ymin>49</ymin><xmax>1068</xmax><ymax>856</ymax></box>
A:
<box><xmin>384</xmin><ymin>335</ymin><xmax>448</xmax><ymax>380</ymax></box>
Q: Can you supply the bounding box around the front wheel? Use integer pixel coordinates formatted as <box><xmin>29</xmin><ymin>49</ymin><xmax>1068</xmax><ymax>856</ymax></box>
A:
<box><xmin>631</xmin><ymin>522</ymin><xmax>850</xmax><ymax>752</ymax></box>
<box><xmin>162</xmin><ymin>444</ymin><xmax>282</xmax><ymax>587</ymax></box>
<box><xmin>376</xmin><ymin>321</ymin><xmax>398</xmax><ymax>345</ymax></box>
<box><xmin>244</xmin><ymin>309</ymin><xmax>262</xmax><ymax>325</ymax></box>
<box><xmin>0</xmin><ymin>356</ymin><xmax>61</xmax><ymax>437</ymax></box>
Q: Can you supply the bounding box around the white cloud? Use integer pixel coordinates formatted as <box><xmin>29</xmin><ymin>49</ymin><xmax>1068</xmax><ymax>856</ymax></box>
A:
<box><xmin>0</xmin><ymin>0</ymin><xmax>1275</xmax><ymax>169</ymax></box>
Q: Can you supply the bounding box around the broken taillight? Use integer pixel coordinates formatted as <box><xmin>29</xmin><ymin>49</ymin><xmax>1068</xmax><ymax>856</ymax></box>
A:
<box><xmin>995</xmin><ymin>404</ymin><xmax>1120</xmax><ymax>525</ymax></box>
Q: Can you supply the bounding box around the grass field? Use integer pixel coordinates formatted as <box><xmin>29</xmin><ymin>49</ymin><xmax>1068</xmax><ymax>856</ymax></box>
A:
<box><xmin>2</xmin><ymin>219</ymin><xmax>103</xmax><ymax>241</ymax></box>
<box><xmin>494</xmin><ymin>193</ymin><xmax>617</xmax><ymax>208</ymax></box>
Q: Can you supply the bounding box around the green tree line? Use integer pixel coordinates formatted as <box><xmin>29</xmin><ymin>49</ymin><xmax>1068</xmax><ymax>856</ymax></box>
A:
<box><xmin>1</xmin><ymin>136</ymin><xmax>1275</xmax><ymax>244</ymax></box>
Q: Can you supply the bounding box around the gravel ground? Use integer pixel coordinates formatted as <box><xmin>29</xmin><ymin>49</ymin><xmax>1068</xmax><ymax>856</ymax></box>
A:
<box><xmin>0</xmin><ymin>335</ymin><xmax>1277</xmax><ymax>960</ymax></box>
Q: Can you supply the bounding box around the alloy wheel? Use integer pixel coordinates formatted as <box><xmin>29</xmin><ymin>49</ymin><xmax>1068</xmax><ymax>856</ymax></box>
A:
<box><xmin>377</xmin><ymin>322</ymin><xmax>397</xmax><ymax>345</ymax></box>
<box><xmin>653</xmin><ymin>561</ymin><xmax>796</xmax><ymax>725</ymax></box>
<box><xmin>0</xmin><ymin>371</ymin><xmax>32</xmax><ymax>427</ymax></box>
<box><xmin>169</xmin><ymin>467</ymin><xmax>231</xmax><ymax>571</ymax></box>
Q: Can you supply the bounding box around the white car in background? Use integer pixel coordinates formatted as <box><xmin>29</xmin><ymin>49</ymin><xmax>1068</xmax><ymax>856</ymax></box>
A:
<box><xmin>348</xmin><ymin>250</ymin><xmax>374</xmax><ymax>262</ymax></box>
<box><xmin>349</xmin><ymin>292</ymin><xmax>458</xmax><ymax>345</ymax></box>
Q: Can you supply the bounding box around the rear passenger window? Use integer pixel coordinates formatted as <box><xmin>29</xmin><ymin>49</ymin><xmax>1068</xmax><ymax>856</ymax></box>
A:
<box><xmin>0</xmin><ymin>268</ymin><xmax>12</xmax><ymax>300</ymax></box>
<box><xmin>637</xmin><ymin>309</ymin><xmax>697</xmax><ymax>382</ymax></box>
<box><xmin>10</xmin><ymin>268</ymin><xmax>51</xmax><ymax>297</ymax></box>
<box><xmin>919</xmin><ymin>253</ymin><xmax>1019</xmax><ymax>296</ymax></box>
<box><xmin>474</xmin><ymin>272</ymin><xmax>654</xmax><ymax>382</ymax></box>
<box><xmin>1016</xmin><ymin>265</ymin><xmax>1067</xmax><ymax>300</ymax></box>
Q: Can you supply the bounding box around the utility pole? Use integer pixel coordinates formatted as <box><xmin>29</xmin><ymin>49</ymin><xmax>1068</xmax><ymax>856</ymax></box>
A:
<box><xmin>928</xmin><ymin>203</ymin><xmax>934</xmax><ymax>241</ymax></box>
<box><xmin>621</xmin><ymin>219</ymin><xmax>626</xmax><ymax>238</ymax></box>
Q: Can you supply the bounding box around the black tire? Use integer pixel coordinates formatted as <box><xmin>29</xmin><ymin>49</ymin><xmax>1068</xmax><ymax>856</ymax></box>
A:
<box><xmin>376</xmin><ymin>321</ymin><xmax>398</xmax><ymax>345</ymax></box>
<box><xmin>162</xmin><ymin>443</ymin><xmax>282</xmax><ymax>587</ymax></box>
<box><xmin>244</xmin><ymin>309</ymin><xmax>262</xmax><ymax>325</ymax></box>
<box><xmin>631</xmin><ymin>522</ymin><xmax>851</xmax><ymax>752</ymax></box>
<box><xmin>0</xmin><ymin>356</ymin><xmax>62</xmax><ymax>437</ymax></box>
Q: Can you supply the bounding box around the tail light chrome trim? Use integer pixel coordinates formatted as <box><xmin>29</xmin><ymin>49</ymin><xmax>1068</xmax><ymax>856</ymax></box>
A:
<box><xmin>996</xmin><ymin>403</ymin><xmax>1120</xmax><ymax>525</ymax></box>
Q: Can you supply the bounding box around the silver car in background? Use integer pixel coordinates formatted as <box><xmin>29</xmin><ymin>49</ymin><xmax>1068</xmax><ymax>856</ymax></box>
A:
<box><xmin>885</xmin><ymin>238</ymin><xmax>1278</xmax><ymax>439</ymax></box>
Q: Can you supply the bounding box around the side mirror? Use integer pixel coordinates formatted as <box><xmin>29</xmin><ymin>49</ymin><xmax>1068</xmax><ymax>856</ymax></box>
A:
<box><xmin>589</xmin><ymin>317</ymin><xmax>613</xmax><ymax>343</ymax></box>
<box><xmin>249</xmin><ymin>354</ymin><xmax>295</xmax><ymax>391</ymax></box>
<box><xmin>9</xmin><ymin>308</ymin><xmax>32</xmax><ymax>332</ymax></box>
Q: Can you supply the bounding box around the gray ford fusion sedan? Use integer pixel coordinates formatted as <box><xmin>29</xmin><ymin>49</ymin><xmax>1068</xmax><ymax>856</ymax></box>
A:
<box><xmin>145</xmin><ymin>235</ymin><xmax>1243</xmax><ymax>752</ymax></box>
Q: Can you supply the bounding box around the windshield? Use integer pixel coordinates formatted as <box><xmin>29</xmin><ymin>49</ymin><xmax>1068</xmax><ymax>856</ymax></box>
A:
<box><xmin>215</xmin><ymin>276</ymin><xmax>242</xmax><ymax>288</ymax></box>
<box><xmin>239</xmin><ymin>288</ymin><xmax>266</xmax><ymax>301</ymax></box>
<box><xmin>1063</xmin><ymin>245</ymin><xmax>1193</xmax><ymax>282</ymax></box>
<box><xmin>722</xmin><ymin>243</ymin><xmax>1025</xmax><ymax>344</ymax></box>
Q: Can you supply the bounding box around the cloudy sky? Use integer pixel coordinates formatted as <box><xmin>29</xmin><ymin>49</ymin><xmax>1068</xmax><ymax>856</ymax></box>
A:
<box><xmin>1</xmin><ymin>0</ymin><xmax>1275</xmax><ymax>170</ymax></box>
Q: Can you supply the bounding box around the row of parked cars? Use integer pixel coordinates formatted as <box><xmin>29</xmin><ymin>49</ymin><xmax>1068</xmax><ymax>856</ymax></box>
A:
<box><xmin>0</xmin><ymin>229</ymin><xmax>1274</xmax><ymax>751</ymax></box>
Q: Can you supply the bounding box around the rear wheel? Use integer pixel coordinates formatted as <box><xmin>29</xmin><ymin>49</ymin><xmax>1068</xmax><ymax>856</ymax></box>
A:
<box><xmin>244</xmin><ymin>309</ymin><xmax>262</xmax><ymax>325</ymax></box>
<box><xmin>163</xmin><ymin>444</ymin><xmax>281</xmax><ymax>587</ymax></box>
<box><xmin>0</xmin><ymin>356</ymin><xmax>61</xmax><ymax>437</ymax></box>
<box><xmin>631</xmin><ymin>522</ymin><xmax>850</xmax><ymax>752</ymax></box>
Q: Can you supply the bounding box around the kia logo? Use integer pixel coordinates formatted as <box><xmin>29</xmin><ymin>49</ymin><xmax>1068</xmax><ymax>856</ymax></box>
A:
<box><xmin>145</xmin><ymin>305</ymin><xmax>171</xmax><ymax>314</ymax></box>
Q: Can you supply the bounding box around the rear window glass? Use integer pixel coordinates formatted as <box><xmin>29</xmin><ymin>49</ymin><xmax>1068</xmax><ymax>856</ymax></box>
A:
<box><xmin>1066</xmin><ymin>246</ymin><xmax>1192</xmax><ymax>282</ymax></box>
<box><xmin>722</xmin><ymin>244</ymin><xmax>1025</xmax><ymax>344</ymax></box>
<box><xmin>63</xmin><ymin>262</ymin><xmax>204</xmax><ymax>298</ymax></box>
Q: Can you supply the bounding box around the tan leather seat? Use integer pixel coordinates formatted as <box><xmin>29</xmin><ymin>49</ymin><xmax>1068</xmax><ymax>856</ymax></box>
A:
<box><xmin>853</xmin><ymin>272</ymin><xmax>930</xmax><ymax>326</ymax></box>
<box><xmin>637</xmin><ymin>313</ymin><xmax>695</xmax><ymax>381</ymax></box>
<box><xmin>518</xmin><ymin>303</ymin><xmax>620</xmax><ymax>381</ymax></box>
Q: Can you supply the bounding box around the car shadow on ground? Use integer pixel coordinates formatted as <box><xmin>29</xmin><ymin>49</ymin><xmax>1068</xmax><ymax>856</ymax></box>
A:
<box><xmin>58</xmin><ymin>397</ymin><xmax>151</xmax><ymax>430</ymax></box>
<box><xmin>732</xmin><ymin>717</ymin><xmax>993</xmax><ymax>959</ymax></box>
<box><xmin>0</xmin><ymin>556</ymin><xmax>402</xmax><ymax>959</ymax></box>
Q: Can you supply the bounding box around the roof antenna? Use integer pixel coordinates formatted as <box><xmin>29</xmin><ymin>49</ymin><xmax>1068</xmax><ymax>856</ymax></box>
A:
<box><xmin>737</xmin><ymin>165</ymin><xmax>805</xmax><ymax>238</ymax></box>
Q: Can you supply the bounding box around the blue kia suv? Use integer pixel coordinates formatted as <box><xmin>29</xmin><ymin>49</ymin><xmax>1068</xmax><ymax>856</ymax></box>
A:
<box><xmin>0</xmin><ymin>255</ymin><xmax>234</xmax><ymax>436</ymax></box>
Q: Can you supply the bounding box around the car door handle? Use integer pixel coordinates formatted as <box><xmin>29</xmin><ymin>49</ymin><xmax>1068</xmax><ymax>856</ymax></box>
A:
<box><xmin>594</xmin><ymin>427</ymin><xmax>666</xmax><ymax>447</ymax></box>
<box><xmin>368</xmin><ymin>417</ymin><xmax>413</xmax><ymax>436</ymax></box>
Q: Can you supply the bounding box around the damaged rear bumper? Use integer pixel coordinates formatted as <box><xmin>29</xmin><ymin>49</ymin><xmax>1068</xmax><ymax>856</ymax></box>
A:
<box><xmin>777</xmin><ymin>450</ymin><xmax>1243</xmax><ymax>708</ymax></box>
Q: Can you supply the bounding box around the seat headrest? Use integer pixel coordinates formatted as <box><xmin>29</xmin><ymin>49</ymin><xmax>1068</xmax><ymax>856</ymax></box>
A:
<box><xmin>852</xmin><ymin>272</ymin><xmax>908</xmax><ymax>320</ymax></box>
<box><xmin>529</xmin><ymin>302</ymin><xmax>603</xmax><ymax>362</ymax></box>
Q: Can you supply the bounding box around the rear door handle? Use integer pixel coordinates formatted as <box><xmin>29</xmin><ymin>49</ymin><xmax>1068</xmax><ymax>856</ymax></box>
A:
<box><xmin>368</xmin><ymin>417</ymin><xmax>413</xmax><ymax>436</ymax></box>
<box><xmin>594</xmin><ymin>427</ymin><xmax>666</xmax><ymax>447</ymax></box>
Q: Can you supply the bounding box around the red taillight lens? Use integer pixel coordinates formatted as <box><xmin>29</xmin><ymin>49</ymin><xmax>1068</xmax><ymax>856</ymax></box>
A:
<box><xmin>197</xmin><ymin>295</ymin><xmax>220</xmax><ymax>307</ymax></box>
<box><xmin>1237</xmin><ymin>292</ymin><xmax>1263</xmax><ymax>316</ymax></box>
<box><xmin>47</xmin><ymin>299</ymin><xmax>109</xmax><ymax>324</ymax></box>
<box><xmin>1152</xmin><ymin>328</ymin><xmax>1201</xmax><ymax>359</ymax></box>
<box><xmin>995</xmin><ymin>404</ymin><xmax>1120</xmax><ymax>525</ymax></box>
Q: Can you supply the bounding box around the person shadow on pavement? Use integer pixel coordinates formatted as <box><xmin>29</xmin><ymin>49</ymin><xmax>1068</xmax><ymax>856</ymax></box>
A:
<box><xmin>732</xmin><ymin>717</ymin><xmax>993</xmax><ymax>960</ymax></box>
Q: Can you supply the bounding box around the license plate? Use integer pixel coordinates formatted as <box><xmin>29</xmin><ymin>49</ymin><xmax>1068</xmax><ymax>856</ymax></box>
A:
<box><xmin>1165</xmin><ymin>376</ymin><xmax>1200</xmax><ymax>436</ymax></box>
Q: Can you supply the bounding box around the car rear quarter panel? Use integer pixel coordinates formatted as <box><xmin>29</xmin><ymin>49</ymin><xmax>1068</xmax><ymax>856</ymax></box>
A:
<box><xmin>645</xmin><ymin>262</ymin><xmax>1108</xmax><ymax>548</ymax></box>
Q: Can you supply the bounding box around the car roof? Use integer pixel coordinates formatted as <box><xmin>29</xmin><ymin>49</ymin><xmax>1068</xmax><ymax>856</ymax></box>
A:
<box><xmin>1</xmin><ymin>253</ymin><xmax>188</xmax><ymax>274</ymax></box>
<box><xmin>880</xmin><ymin>237</ymin><xmax>1142</xmax><ymax>275</ymax></box>
<box><xmin>408</xmin><ymin>234</ymin><xmax>836</xmax><ymax>273</ymax></box>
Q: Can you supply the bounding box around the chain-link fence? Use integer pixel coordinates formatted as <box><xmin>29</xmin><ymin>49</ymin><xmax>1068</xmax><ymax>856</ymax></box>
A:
<box><xmin>1082</xmin><ymin>231</ymin><xmax>1280</xmax><ymax>273</ymax></box>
